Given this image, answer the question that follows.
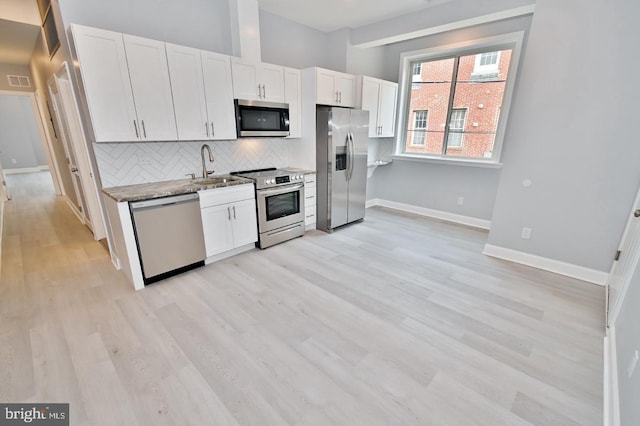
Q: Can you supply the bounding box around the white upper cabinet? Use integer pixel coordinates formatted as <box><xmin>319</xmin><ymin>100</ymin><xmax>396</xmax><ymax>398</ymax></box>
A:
<box><xmin>122</xmin><ymin>34</ymin><xmax>177</xmax><ymax>141</ymax></box>
<box><xmin>284</xmin><ymin>67</ymin><xmax>301</xmax><ymax>138</ymax></box>
<box><xmin>231</xmin><ymin>59</ymin><xmax>285</xmax><ymax>103</ymax></box>
<box><xmin>71</xmin><ymin>25</ymin><xmax>138</xmax><ymax>142</ymax></box>
<box><xmin>165</xmin><ymin>44</ymin><xmax>208</xmax><ymax>140</ymax></box>
<box><xmin>358</xmin><ymin>76</ymin><xmax>398</xmax><ymax>138</ymax></box>
<box><xmin>201</xmin><ymin>51</ymin><xmax>237</xmax><ymax>140</ymax></box>
<box><xmin>166</xmin><ymin>44</ymin><xmax>236</xmax><ymax>140</ymax></box>
<box><xmin>314</xmin><ymin>67</ymin><xmax>356</xmax><ymax>107</ymax></box>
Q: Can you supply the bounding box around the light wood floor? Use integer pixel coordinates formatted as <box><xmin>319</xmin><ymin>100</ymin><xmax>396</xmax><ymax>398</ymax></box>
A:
<box><xmin>1</xmin><ymin>172</ymin><xmax>604</xmax><ymax>425</ymax></box>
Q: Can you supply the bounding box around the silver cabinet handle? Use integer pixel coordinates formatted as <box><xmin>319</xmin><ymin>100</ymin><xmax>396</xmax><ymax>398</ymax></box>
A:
<box><xmin>133</xmin><ymin>120</ymin><xmax>139</xmax><ymax>138</ymax></box>
<box><xmin>335</xmin><ymin>91</ymin><xmax>339</xmax><ymax>103</ymax></box>
<box><xmin>232</xmin><ymin>205</ymin><xmax>236</xmax><ymax>219</ymax></box>
<box><xmin>339</xmin><ymin>91</ymin><xmax>342</xmax><ymax>103</ymax></box>
<box><xmin>635</xmin><ymin>209</ymin><xmax>640</xmax><ymax>218</ymax></box>
<box><xmin>262</xmin><ymin>85</ymin><xmax>266</xmax><ymax>99</ymax></box>
<box><xmin>257</xmin><ymin>84</ymin><xmax>261</xmax><ymax>98</ymax></box>
<box><xmin>227</xmin><ymin>206</ymin><xmax>231</xmax><ymax>221</ymax></box>
<box><xmin>141</xmin><ymin>120</ymin><xmax>147</xmax><ymax>138</ymax></box>
<box><xmin>205</xmin><ymin>122</ymin><xmax>209</xmax><ymax>137</ymax></box>
<box><xmin>211</xmin><ymin>122</ymin><xmax>214</xmax><ymax>137</ymax></box>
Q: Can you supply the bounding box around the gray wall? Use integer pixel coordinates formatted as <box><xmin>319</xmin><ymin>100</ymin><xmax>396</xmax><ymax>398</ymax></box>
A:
<box><xmin>259</xmin><ymin>10</ymin><xmax>331</xmax><ymax>69</ymax></box>
<box><xmin>0</xmin><ymin>94</ymin><xmax>47</xmax><ymax>169</ymax></box>
<box><xmin>364</xmin><ymin>14</ymin><xmax>531</xmax><ymax>221</ymax></box>
<box><xmin>57</xmin><ymin>0</ymin><xmax>232</xmax><ymax>54</ymax></box>
<box><xmin>486</xmin><ymin>0</ymin><xmax>640</xmax><ymax>273</ymax></box>
<box><xmin>0</xmin><ymin>63</ymin><xmax>34</xmax><ymax>92</ymax></box>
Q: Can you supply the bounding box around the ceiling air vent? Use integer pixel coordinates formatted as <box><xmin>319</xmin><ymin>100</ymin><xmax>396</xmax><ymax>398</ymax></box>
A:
<box><xmin>7</xmin><ymin>75</ymin><xmax>32</xmax><ymax>88</ymax></box>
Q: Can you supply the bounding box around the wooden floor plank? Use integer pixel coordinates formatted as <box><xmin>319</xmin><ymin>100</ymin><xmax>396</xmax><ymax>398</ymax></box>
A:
<box><xmin>0</xmin><ymin>172</ymin><xmax>604</xmax><ymax>425</ymax></box>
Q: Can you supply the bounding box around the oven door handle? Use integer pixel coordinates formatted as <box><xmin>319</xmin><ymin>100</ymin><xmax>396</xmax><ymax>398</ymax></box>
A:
<box><xmin>258</xmin><ymin>183</ymin><xmax>304</xmax><ymax>197</ymax></box>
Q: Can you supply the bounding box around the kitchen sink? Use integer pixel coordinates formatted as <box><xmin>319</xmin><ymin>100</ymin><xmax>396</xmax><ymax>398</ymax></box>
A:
<box><xmin>192</xmin><ymin>175</ymin><xmax>241</xmax><ymax>186</ymax></box>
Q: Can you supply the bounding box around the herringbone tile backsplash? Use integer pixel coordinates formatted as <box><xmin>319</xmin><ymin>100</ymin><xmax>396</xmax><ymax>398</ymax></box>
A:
<box><xmin>94</xmin><ymin>139</ymin><xmax>290</xmax><ymax>188</ymax></box>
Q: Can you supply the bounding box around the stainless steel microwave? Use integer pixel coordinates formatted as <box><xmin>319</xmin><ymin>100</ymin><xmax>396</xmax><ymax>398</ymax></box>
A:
<box><xmin>234</xmin><ymin>99</ymin><xmax>290</xmax><ymax>137</ymax></box>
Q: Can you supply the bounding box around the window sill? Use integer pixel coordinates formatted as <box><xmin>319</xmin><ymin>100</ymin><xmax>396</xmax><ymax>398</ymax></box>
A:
<box><xmin>391</xmin><ymin>154</ymin><xmax>503</xmax><ymax>168</ymax></box>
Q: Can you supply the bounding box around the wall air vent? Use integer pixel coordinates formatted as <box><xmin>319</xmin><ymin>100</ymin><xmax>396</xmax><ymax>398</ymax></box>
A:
<box><xmin>7</xmin><ymin>75</ymin><xmax>32</xmax><ymax>88</ymax></box>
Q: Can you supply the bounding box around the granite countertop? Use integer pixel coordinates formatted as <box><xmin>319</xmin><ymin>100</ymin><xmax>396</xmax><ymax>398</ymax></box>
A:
<box><xmin>102</xmin><ymin>175</ymin><xmax>254</xmax><ymax>202</ymax></box>
<box><xmin>280</xmin><ymin>167</ymin><xmax>316</xmax><ymax>174</ymax></box>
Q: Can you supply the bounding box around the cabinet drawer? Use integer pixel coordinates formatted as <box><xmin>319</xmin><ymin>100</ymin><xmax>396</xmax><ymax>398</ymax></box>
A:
<box><xmin>199</xmin><ymin>184</ymin><xmax>254</xmax><ymax>208</ymax></box>
<box><xmin>304</xmin><ymin>174</ymin><xmax>316</xmax><ymax>185</ymax></box>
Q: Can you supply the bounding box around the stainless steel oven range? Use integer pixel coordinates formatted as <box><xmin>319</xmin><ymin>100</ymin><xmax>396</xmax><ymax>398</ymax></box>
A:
<box><xmin>231</xmin><ymin>168</ymin><xmax>305</xmax><ymax>248</ymax></box>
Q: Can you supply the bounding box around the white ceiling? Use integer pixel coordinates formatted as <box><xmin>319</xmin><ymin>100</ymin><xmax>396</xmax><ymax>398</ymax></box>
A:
<box><xmin>0</xmin><ymin>18</ymin><xmax>40</xmax><ymax>66</ymax></box>
<box><xmin>257</xmin><ymin>0</ymin><xmax>452</xmax><ymax>32</ymax></box>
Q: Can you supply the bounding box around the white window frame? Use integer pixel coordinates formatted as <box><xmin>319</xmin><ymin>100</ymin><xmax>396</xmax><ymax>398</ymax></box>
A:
<box><xmin>446</xmin><ymin>108</ymin><xmax>466</xmax><ymax>148</ymax></box>
<box><xmin>411</xmin><ymin>110</ymin><xmax>427</xmax><ymax>146</ymax></box>
<box><xmin>473</xmin><ymin>51</ymin><xmax>501</xmax><ymax>74</ymax></box>
<box><xmin>394</xmin><ymin>32</ymin><xmax>524</xmax><ymax>167</ymax></box>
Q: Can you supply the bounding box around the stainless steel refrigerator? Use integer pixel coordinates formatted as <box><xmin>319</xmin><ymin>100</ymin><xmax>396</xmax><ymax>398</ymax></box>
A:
<box><xmin>316</xmin><ymin>106</ymin><xmax>369</xmax><ymax>232</ymax></box>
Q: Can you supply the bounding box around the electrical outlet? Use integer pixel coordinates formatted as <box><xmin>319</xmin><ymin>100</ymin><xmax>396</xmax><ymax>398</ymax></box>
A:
<box><xmin>521</xmin><ymin>227</ymin><xmax>532</xmax><ymax>239</ymax></box>
<box><xmin>628</xmin><ymin>350</ymin><xmax>639</xmax><ymax>378</ymax></box>
<box><xmin>457</xmin><ymin>197</ymin><xmax>464</xmax><ymax>206</ymax></box>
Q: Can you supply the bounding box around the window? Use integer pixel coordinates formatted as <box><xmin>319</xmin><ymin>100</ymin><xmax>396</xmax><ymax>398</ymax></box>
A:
<box><xmin>396</xmin><ymin>32</ymin><xmax>523</xmax><ymax>163</ymax></box>
<box><xmin>446</xmin><ymin>109</ymin><xmax>466</xmax><ymax>148</ymax></box>
<box><xmin>411</xmin><ymin>110</ymin><xmax>428</xmax><ymax>145</ymax></box>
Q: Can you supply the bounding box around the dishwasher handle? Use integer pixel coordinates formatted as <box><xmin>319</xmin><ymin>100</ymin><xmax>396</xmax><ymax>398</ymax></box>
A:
<box><xmin>130</xmin><ymin>193</ymin><xmax>200</xmax><ymax>210</ymax></box>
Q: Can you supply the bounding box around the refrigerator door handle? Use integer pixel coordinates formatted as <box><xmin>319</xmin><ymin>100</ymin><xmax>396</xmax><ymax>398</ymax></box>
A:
<box><xmin>347</xmin><ymin>133</ymin><xmax>355</xmax><ymax>181</ymax></box>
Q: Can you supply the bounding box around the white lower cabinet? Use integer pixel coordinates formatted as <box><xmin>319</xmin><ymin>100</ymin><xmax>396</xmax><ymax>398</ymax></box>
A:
<box><xmin>199</xmin><ymin>185</ymin><xmax>257</xmax><ymax>258</ymax></box>
<box><xmin>304</xmin><ymin>173</ymin><xmax>316</xmax><ymax>230</ymax></box>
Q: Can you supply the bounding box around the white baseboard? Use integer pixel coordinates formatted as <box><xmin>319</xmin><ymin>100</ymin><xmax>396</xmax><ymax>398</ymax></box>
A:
<box><xmin>366</xmin><ymin>198</ymin><xmax>491</xmax><ymax>230</ymax></box>
<box><xmin>482</xmin><ymin>243</ymin><xmax>609</xmax><ymax>285</ymax></box>
<box><xmin>604</xmin><ymin>327</ymin><xmax>621</xmax><ymax>426</ymax></box>
<box><xmin>3</xmin><ymin>165</ymin><xmax>50</xmax><ymax>175</ymax></box>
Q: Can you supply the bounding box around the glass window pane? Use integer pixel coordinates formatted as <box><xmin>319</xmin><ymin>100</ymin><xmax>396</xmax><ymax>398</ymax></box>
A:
<box><xmin>405</xmin><ymin>58</ymin><xmax>455</xmax><ymax>155</ymax></box>
<box><xmin>446</xmin><ymin>48</ymin><xmax>512</xmax><ymax>158</ymax></box>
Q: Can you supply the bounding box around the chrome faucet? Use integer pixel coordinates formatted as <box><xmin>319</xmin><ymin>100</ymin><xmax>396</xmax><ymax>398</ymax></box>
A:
<box><xmin>200</xmin><ymin>144</ymin><xmax>215</xmax><ymax>178</ymax></box>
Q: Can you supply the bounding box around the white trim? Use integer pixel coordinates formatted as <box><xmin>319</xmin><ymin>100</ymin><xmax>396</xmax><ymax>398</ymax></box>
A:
<box><xmin>392</xmin><ymin>154</ymin><xmax>503</xmax><ymax>168</ymax></box>
<box><xmin>3</xmin><ymin>166</ymin><xmax>50</xmax><ymax>174</ymax></box>
<box><xmin>604</xmin><ymin>327</ymin><xmax>621</xmax><ymax>426</ymax></box>
<box><xmin>353</xmin><ymin>5</ymin><xmax>536</xmax><ymax>48</ymax></box>
<box><xmin>366</xmin><ymin>198</ymin><xmax>491</xmax><ymax>230</ymax></box>
<box><xmin>482</xmin><ymin>243</ymin><xmax>609</xmax><ymax>285</ymax></box>
<box><xmin>395</xmin><ymin>31</ymin><xmax>524</xmax><ymax>165</ymax></box>
<box><xmin>204</xmin><ymin>243</ymin><xmax>255</xmax><ymax>264</ymax></box>
<box><xmin>0</xmin><ymin>201</ymin><xmax>4</xmax><ymax>277</ymax></box>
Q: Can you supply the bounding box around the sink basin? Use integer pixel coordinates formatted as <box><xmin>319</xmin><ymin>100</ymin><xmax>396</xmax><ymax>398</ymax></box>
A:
<box><xmin>192</xmin><ymin>176</ymin><xmax>240</xmax><ymax>186</ymax></box>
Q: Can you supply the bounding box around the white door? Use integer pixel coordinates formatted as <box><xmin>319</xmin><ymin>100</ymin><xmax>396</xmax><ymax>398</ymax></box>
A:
<box><xmin>123</xmin><ymin>34</ymin><xmax>177</xmax><ymax>141</ymax></box>
<box><xmin>201</xmin><ymin>51</ymin><xmax>236</xmax><ymax>140</ymax></box>
<box><xmin>0</xmin><ymin>160</ymin><xmax>8</xmax><ymax>201</ymax></box>
<box><xmin>230</xmin><ymin>199</ymin><xmax>258</xmax><ymax>247</ymax></box>
<box><xmin>378</xmin><ymin>80</ymin><xmax>398</xmax><ymax>137</ymax></box>
<box><xmin>71</xmin><ymin>24</ymin><xmax>139</xmax><ymax>142</ymax></box>
<box><xmin>259</xmin><ymin>63</ymin><xmax>285</xmax><ymax>103</ymax></box>
<box><xmin>607</xmin><ymin>186</ymin><xmax>640</xmax><ymax>326</ymax></box>
<box><xmin>316</xmin><ymin>69</ymin><xmax>337</xmax><ymax>106</ymax></box>
<box><xmin>49</xmin><ymin>78</ymin><xmax>87</xmax><ymax>223</ymax></box>
<box><xmin>165</xmin><ymin>43</ymin><xmax>209</xmax><ymax>141</ymax></box>
<box><xmin>336</xmin><ymin>73</ymin><xmax>356</xmax><ymax>107</ymax></box>
<box><xmin>361</xmin><ymin>77</ymin><xmax>381</xmax><ymax>137</ymax></box>
<box><xmin>284</xmin><ymin>67</ymin><xmax>301</xmax><ymax>139</ymax></box>
<box><xmin>231</xmin><ymin>59</ymin><xmax>260</xmax><ymax>101</ymax></box>
<box><xmin>201</xmin><ymin>204</ymin><xmax>234</xmax><ymax>257</ymax></box>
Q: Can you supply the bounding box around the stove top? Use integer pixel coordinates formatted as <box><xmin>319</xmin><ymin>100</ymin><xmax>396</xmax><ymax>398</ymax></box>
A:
<box><xmin>231</xmin><ymin>168</ymin><xmax>305</xmax><ymax>189</ymax></box>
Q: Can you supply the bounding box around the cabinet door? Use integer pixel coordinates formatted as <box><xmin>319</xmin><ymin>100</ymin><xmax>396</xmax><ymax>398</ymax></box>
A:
<box><xmin>201</xmin><ymin>204</ymin><xmax>234</xmax><ymax>257</ymax></box>
<box><xmin>361</xmin><ymin>77</ymin><xmax>381</xmax><ymax>137</ymax></box>
<box><xmin>231</xmin><ymin>59</ymin><xmax>260</xmax><ymax>100</ymax></box>
<box><xmin>123</xmin><ymin>35</ymin><xmax>177</xmax><ymax>141</ymax></box>
<box><xmin>71</xmin><ymin>25</ymin><xmax>138</xmax><ymax>142</ymax></box>
<box><xmin>166</xmin><ymin>43</ymin><xmax>209</xmax><ymax>141</ymax></box>
<box><xmin>230</xmin><ymin>199</ymin><xmax>258</xmax><ymax>247</ymax></box>
<box><xmin>259</xmin><ymin>63</ymin><xmax>285</xmax><ymax>103</ymax></box>
<box><xmin>201</xmin><ymin>51</ymin><xmax>237</xmax><ymax>140</ymax></box>
<box><xmin>337</xmin><ymin>73</ymin><xmax>356</xmax><ymax>107</ymax></box>
<box><xmin>316</xmin><ymin>69</ymin><xmax>337</xmax><ymax>106</ymax></box>
<box><xmin>378</xmin><ymin>80</ymin><xmax>398</xmax><ymax>138</ymax></box>
<box><xmin>284</xmin><ymin>67</ymin><xmax>301</xmax><ymax>138</ymax></box>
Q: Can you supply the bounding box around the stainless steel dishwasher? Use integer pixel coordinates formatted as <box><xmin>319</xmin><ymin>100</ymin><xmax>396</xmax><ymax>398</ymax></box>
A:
<box><xmin>130</xmin><ymin>193</ymin><xmax>206</xmax><ymax>285</ymax></box>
